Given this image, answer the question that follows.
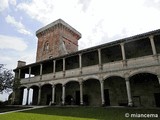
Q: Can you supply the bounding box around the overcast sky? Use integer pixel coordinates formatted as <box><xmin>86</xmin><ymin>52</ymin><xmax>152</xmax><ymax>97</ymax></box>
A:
<box><xmin>1</xmin><ymin>0</ymin><xmax>160</xmax><ymax>101</ymax></box>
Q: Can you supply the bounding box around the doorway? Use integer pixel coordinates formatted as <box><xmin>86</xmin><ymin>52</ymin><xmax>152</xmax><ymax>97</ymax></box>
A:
<box><xmin>75</xmin><ymin>91</ymin><xmax>80</xmax><ymax>105</ymax></box>
<box><xmin>46</xmin><ymin>94</ymin><xmax>52</xmax><ymax>105</ymax></box>
<box><xmin>104</xmin><ymin>89</ymin><xmax>110</xmax><ymax>106</ymax></box>
<box><xmin>154</xmin><ymin>93</ymin><xmax>160</xmax><ymax>107</ymax></box>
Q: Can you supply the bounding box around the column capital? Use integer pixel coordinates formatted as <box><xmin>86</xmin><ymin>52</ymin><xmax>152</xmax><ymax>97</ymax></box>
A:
<box><xmin>78</xmin><ymin>77</ymin><xmax>83</xmax><ymax>81</ymax></box>
<box><xmin>38</xmin><ymin>84</ymin><xmax>41</xmax><ymax>89</ymax></box>
<box><xmin>79</xmin><ymin>81</ymin><xmax>83</xmax><ymax>85</ymax></box>
<box><xmin>149</xmin><ymin>35</ymin><xmax>154</xmax><ymax>39</ymax></box>
<box><xmin>98</xmin><ymin>48</ymin><xmax>101</xmax><ymax>52</ymax></box>
<box><xmin>120</xmin><ymin>42</ymin><xmax>125</xmax><ymax>46</ymax></box>
<box><xmin>100</xmin><ymin>80</ymin><xmax>104</xmax><ymax>84</ymax></box>
<box><xmin>99</xmin><ymin>75</ymin><xmax>103</xmax><ymax>81</ymax></box>
<box><xmin>124</xmin><ymin>72</ymin><xmax>129</xmax><ymax>78</ymax></box>
<box><xmin>62</xmin><ymin>84</ymin><xmax>66</xmax><ymax>87</ymax></box>
<box><xmin>52</xmin><ymin>84</ymin><xmax>55</xmax><ymax>88</ymax></box>
<box><xmin>125</xmin><ymin>77</ymin><xmax>129</xmax><ymax>81</ymax></box>
<box><xmin>79</xmin><ymin>53</ymin><xmax>82</xmax><ymax>56</ymax></box>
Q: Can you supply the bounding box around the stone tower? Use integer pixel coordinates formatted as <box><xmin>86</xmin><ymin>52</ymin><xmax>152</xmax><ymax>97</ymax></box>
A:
<box><xmin>36</xmin><ymin>19</ymin><xmax>81</xmax><ymax>62</ymax></box>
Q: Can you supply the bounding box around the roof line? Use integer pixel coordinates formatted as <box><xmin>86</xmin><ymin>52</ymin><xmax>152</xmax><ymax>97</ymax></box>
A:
<box><xmin>14</xmin><ymin>28</ymin><xmax>160</xmax><ymax>71</ymax></box>
<box><xmin>36</xmin><ymin>19</ymin><xmax>81</xmax><ymax>37</ymax></box>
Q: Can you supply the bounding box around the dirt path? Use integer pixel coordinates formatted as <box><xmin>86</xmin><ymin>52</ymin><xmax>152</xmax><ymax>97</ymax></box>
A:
<box><xmin>0</xmin><ymin>106</ymin><xmax>47</xmax><ymax>115</ymax></box>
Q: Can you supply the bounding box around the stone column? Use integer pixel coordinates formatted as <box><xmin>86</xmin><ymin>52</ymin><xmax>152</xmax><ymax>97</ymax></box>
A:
<box><xmin>98</xmin><ymin>49</ymin><xmax>102</xmax><ymax>70</ymax></box>
<box><xmin>120</xmin><ymin>43</ymin><xmax>126</xmax><ymax>60</ymax></box>
<box><xmin>100</xmin><ymin>80</ymin><xmax>105</xmax><ymax>105</ymax></box>
<box><xmin>38</xmin><ymin>86</ymin><xmax>41</xmax><ymax>105</ymax></box>
<box><xmin>125</xmin><ymin>77</ymin><xmax>133</xmax><ymax>106</ymax></box>
<box><xmin>79</xmin><ymin>54</ymin><xmax>82</xmax><ymax>68</ymax></box>
<box><xmin>62</xmin><ymin>84</ymin><xmax>66</xmax><ymax>105</ymax></box>
<box><xmin>52</xmin><ymin>85</ymin><xmax>55</xmax><ymax>104</ymax></box>
<box><xmin>120</xmin><ymin>43</ymin><xmax>127</xmax><ymax>66</ymax></box>
<box><xmin>149</xmin><ymin>35</ymin><xmax>157</xmax><ymax>55</ymax></box>
<box><xmin>26</xmin><ymin>88</ymin><xmax>30</xmax><ymax>105</ymax></box>
<box><xmin>53</xmin><ymin>60</ymin><xmax>56</xmax><ymax>78</ymax></box>
<box><xmin>53</xmin><ymin>60</ymin><xmax>56</xmax><ymax>73</ymax></box>
<box><xmin>79</xmin><ymin>54</ymin><xmax>82</xmax><ymax>74</ymax></box>
<box><xmin>63</xmin><ymin>58</ymin><xmax>65</xmax><ymax>77</ymax></box>
<box><xmin>40</xmin><ymin>64</ymin><xmax>43</xmax><ymax>80</ymax></box>
<box><xmin>29</xmin><ymin>67</ymin><xmax>31</xmax><ymax>81</ymax></box>
<box><xmin>79</xmin><ymin>81</ymin><xmax>83</xmax><ymax>105</ymax></box>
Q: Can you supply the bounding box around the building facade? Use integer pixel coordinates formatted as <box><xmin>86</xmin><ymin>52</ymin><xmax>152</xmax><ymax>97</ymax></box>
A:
<box><xmin>13</xmin><ymin>19</ymin><xmax>160</xmax><ymax>107</ymax></box>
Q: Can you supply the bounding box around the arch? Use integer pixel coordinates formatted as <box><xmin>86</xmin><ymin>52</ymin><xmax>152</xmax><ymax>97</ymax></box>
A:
<box><xmin>29</xmin><ymin>85</ymin><xmax>39</xmax><ymax>105</ymax></box>
<box><xmin>19</xmin><ymin>85</ymin><xmax>28</xmax><ymax>89</ymax></box>
<box><xmin>54</xmin><ymin>83</ymin><xmax>63</xmax><ymax>86</ymax></box>
<box><xmin>18</xmin><ymin>86</ymin><xmax>28</xmax><ymax>105</ymax></box>
<box><xmin>41</xmin><ymin>82</ymin><xmax>52</xmax><ymax>87</ymax></box>
<box><xmin>65</xmin><ymin>81</ymin><xmax>80</xmax><ymax>105</ymax></box>
<box><xmin>129</xmin><ymin>72</ymin><xmax>160</xmax><ymax>107</ymax></box>
<box><xmin>104</xmin><ymin>75</ymin><xmax>124</xmax><ymax>81</ymax></box>
<box><xmin>83</xmin><ymin>75</ymin><xmax>99</xmax><ymax>82</ymax></box>
<box><xmin>29</xmin><ymin>84</ymin><xmax>39</xmax><ymax>89</ymax></box>
<box><xmin>64</xmin><ymin>79</ymin><xmax>79</xmax><ymax>85</ymax></box>
<box><xmin>83</xmin><ymin>78</ymin><xmax>101</xmax><ymax>106</ymax></box>
<box><xmin>129</xmin><ymin>70</ymin><xmax>158</xmax><ymax>78</ymax></box>
<box><xmin>55</xmin><ymin>83</ymin><xmax>62</xmax><ymax>105</ymax></box>
<box><xmin>41</xmin><ymin>83</ymin><xmax>52</xmax><ymax>105</ymax></box>
<box><xmin>103</xmin><ymin>75</ymin><xmax>127</xmax><ymax>106</ymax></box>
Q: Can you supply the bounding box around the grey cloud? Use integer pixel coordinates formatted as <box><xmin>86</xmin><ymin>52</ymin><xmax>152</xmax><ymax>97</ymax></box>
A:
<box><xmin>78</xmin><ymin>0</ymin><xmax>92</xmax><ymax>12</ymax></box>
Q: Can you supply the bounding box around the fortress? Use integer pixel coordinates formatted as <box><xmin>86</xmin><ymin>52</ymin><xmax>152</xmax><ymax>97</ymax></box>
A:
<box><xmin>13</xmin><ymin>19</ymin><xmax>160</xmax><ymax>107</ymax></box>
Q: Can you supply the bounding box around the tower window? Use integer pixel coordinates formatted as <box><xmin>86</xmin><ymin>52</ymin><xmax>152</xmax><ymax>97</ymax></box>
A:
<box><xmin>44</xmin><ymin>41</ymin><xmax>49</xmax><ymax>52</ymax></box>
<box><xmin>49</xmin><ymin>56</ymin><xmax>52</xmax><ymax>59</ymax></box>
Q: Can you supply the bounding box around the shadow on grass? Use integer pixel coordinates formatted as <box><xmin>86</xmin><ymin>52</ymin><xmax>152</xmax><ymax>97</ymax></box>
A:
<box><xmin>20</xmin><ymin>106</ymin><xmax>160</xmax><ymax>120</ymax></box>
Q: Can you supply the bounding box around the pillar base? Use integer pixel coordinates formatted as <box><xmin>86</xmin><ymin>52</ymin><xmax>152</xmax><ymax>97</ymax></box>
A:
<box><xmin>80</xmin><ymin>102</ymin><xmax>84</xmax><ymax>106</ymax></box>
<box><xmin>128</xmin><ymin>102</ymin><xmax>133</xmax><ymax>107</ymax></box>
<box><xmin>61</xmin><ymin>102</ymin><xmax>66</xmax><ymax>106</ymax></box>
<box><xmin>51</xmin><ymin>103</ymin><xmax>56</xmax><ymax>106</ymax></box>
<box><xmin>101</xmin><ymin>103</ymin><xmax>106</xmax><ymax>107</ymax></box>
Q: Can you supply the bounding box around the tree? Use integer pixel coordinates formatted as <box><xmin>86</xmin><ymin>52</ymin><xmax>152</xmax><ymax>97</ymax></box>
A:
<box><xmin>0</xmin><ymin>64</ymin><xmax>14</xmax><ymax>93</ymax></box>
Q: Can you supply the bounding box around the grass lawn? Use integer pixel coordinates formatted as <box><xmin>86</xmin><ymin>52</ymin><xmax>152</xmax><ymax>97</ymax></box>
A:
<box><xmin>0</xmin><ymin>106</ymin><xmax>160</xmax><ymax>120</ymax></box>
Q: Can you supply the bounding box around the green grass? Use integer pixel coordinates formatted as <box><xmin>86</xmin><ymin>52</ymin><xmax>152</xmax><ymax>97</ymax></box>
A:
<box><xmin>0</xmin><ymin>107</ymin><xmax>160</xmax><ymax>120</ymax></box>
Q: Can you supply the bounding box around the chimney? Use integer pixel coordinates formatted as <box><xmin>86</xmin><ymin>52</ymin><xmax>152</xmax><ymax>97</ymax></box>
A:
<box><xmin>17</xmin><ymin>60</ymin><xmax>26</xmax><ymax>67</ymax></box>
